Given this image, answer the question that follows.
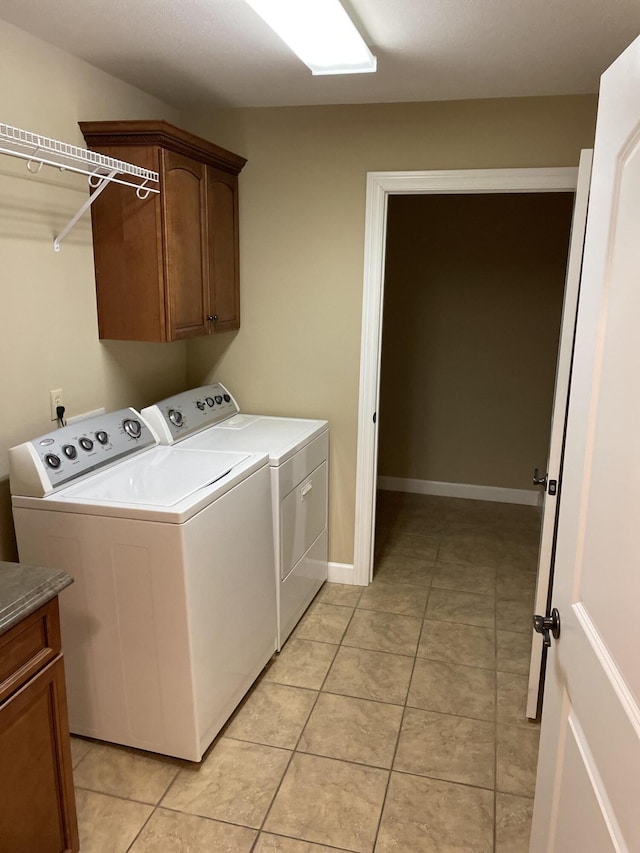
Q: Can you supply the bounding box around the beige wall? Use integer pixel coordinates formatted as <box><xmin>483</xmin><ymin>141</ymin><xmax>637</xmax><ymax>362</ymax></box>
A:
<box><xmin>184</xmin><ymin>95</ymin><xmax>598</xmax><ymax>564</ymax></box>
<box><xmin>378</xmin><ymin>193</ymin><xmax>574</xmax><ymax>491</ymax></box>
<box><xmin>0</xmin><ymin>27</ymin><xmax>599</xmax><ymax>568</ymax></box>
<box><xmin>0</xmin><ymin>22</ymin><xmax>188</xmax><ymax>559</ymax></box>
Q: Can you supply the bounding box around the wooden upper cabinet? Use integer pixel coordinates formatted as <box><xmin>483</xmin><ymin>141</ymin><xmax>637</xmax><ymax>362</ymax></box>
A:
<box><xmin>79</xmin><ymin>120</ymin><xmax>246</xmax><ymax>342</ymax></box>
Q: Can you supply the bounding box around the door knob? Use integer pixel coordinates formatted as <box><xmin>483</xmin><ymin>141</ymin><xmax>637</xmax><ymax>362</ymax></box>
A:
<box><xmin>533</xmin><ymin>467</ymin><xmax>548</xmax><ymax>487</ymax></box>
<box><xmin>533</xmin><ymin>608</ymin><xmax>561</xmax><ymax>648</ymax></box>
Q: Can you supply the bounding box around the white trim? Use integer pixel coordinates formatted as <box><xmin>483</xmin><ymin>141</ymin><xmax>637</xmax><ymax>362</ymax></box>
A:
<box><xmin>377</xmin><ymin>476</ymin><xmax>542</xmax><ymax>506</ymax></box>
<box><xmin>566</xmin><ymin>713</ymin><xmax>627</xmax><ymax>853</ymax></box>
<box><xmin>327</xmin><ymin>561</ymin><xmax>356</xmax><ymax>585</ymax></box>
<box><xmin>574</xmin><ymin>603</ymin><xmax>640</xmax><ymax>739</ymax></box>
<box><xmin>526</xmin><ymin>149</ymin><xmax>593</xmax><ymax>718</ymax></box>
<box><xmin>354</xmin><ymin>167</ymin><xmax>579</xmax><ymax>587</ymax></box>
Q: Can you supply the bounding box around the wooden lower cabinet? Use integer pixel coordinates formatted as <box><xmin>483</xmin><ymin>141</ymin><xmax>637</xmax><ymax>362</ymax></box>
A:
<box><xmin>0</xmin><ymin>602</ymin><xmax>79</xmax><ymax>853</ymax></box>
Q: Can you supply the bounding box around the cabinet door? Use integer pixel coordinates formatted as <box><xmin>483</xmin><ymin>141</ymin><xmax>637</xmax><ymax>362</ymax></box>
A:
<box><xmin>0</xmin><ymin>657</ymin><xmax>79</xmax><ymax>853</ymax></box>
<box><xmin>88</xmin><ymin>144</ymin><xmax>166</xmax><ymax>342</ymax></box>
<box><xmin>207</xmin><ymin>167</ymin><xmax>240</xmax><ymax>332</ymax></box>
<box><xmin>161</xmin><ymin>149</ymin><xmax>210</xmax><ymax>340</ymax></box>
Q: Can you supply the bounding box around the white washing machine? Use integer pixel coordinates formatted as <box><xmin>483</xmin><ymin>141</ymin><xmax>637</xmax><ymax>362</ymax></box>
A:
<box><xmin>142</xmin><ymin>384</ymin><xmax>328</xmax><ymax>649</ymax></box>
<box><xmin>9</xmin><ymin>408</ymin><xmax>276</xmax><ymax>761</ymax></box>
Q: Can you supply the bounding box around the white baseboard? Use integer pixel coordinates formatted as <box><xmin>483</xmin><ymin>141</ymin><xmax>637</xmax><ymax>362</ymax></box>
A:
<box><xmin>377</xmin><ymin>476</ymin><xmax>541</xmax><ymax>507</ymax></box>
<box><xmin>327</xmin><ymin>562</ymin><xmax>356</xmax><ymax>584</ymax></box>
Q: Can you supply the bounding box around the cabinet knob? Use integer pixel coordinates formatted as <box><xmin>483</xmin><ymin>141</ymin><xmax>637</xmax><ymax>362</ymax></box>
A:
<box><xmin>207</xmin><ymin>315</ymin><xmax>218</xmax><ymax>322</ymax></box>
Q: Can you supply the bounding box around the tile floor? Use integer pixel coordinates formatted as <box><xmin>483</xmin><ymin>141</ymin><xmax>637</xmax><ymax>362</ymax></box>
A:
<box><xmin>70</xmin><ymin>492</ymin><xmax>541</xmax><ymax>852</ymax></box>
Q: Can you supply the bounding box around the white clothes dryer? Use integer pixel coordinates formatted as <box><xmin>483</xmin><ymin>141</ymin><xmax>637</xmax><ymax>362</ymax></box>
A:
<box><xmin>9</xmin><ymin>409</ymin><xmax>276</xmax><ymax>761</ymax></box>
<box><xmin>142</xmin><ymin>384</ymin><xmax>328</xmax><ymax>649</ymax></box>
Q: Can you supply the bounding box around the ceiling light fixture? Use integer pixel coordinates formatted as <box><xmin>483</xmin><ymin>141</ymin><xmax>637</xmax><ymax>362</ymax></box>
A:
<box><xmin>244</xmin><ymin>0</ymin><xmax>377</xmax><ymax>76</ymax></box>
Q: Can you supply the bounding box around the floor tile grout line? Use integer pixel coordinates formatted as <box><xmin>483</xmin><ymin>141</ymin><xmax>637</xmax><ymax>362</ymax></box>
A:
<box><xmin>303</xmin><ymin>687</ymin><xmax>405</xmax><ymax>709</ymax></box>
<box><xmin>130</xmin><ymin>810</ymin><xmax>266</xmax><ymax>851</ymax></box>
<box><xmin>389</xmin><ymin>766</ymin><xmax>499</xmax><ymax>795</ymax></box>
<box><xmin>69</xmin><ymin>741</ymin><xmax>95</xmax><ymax>774</ymax></box>
<box><xmin>371</xmin><ymin>580</ymin><xmax>438</xmax><ymax>851</ymax></box>
<box><xmin>74</xmin><ymin>785</ymin><xmax>164</xmax><ymax>809</ymax></box>
<box><xmin>152</xmin><ymin>765</ymin><xmax>184</xmax><ymax>847</ymax></box>
<box><xmin>142</xmin><ymin>802</ymin><xmax>265</xmax><ymax>832</ymax></box>
<box><xmin>222</xmin><ymin>736</ymin><xmax>399</xmax><ymax>775</ymax></box>
<box><xmin>327</xmin><ymin>643</ymin><xmax>417</xmax><ymax>661</ymax></box>
<box><xmin>402</xmin><ymin>701</ymin><xmax>496</xmax><ymax>725</ymax></box>
<box><xmin>247</xmin><ymin>740</ymin><xmax>297</xmax><ymax>850</ymax></box>
<box><xmin>369</xmin><ymin>572</ymin><xmax>434</xmax><ymax>851</ymax></box>
<box><xmin>253</xmin><ymin>828</ymin><xmax>353</xmax><ymax>852</ymax></box>
<box><xmin>125</xmin><ymin>809</ymin><xmax>159</xmax><ymax>853</ymax></box>
<box><xmin>369</xmin><ymin>618</ymin><xmax>420</xmax><ymax>849</ymax></box>
<box><xmin>249</xmin><ymin>599</ymin><xmax>361</xmax><ymax>850</ymax></box>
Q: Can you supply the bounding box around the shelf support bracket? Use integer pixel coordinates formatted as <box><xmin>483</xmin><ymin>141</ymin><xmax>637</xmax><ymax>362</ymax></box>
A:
<box><xmin>53</xmin><ymin>169</ymin><xmax>117</xmax><ymax>252</ymax></box>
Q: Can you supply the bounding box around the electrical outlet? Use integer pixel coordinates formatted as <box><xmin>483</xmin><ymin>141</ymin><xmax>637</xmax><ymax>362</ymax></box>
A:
<box><xmin>50</xmin><ymin>388</ymin><xmax>63</xmax><ymax>421</ymax></box>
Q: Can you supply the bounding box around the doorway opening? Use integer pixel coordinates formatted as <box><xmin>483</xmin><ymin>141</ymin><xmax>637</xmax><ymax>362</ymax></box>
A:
<box><xmin>372</xmin><ymin>189</ymin><xmax>574</xmax><ymax>670</ymax></box>
<box><xmin>353</xmin><ymin>166</ymin><xmax>589</xmax><ymax>725</ymax></box>
<box><xmin>376</xmin><ymin>191</ymin><xmax>573</xmax><ymax>512</ymax></box>
<box><xmin>349</xmin><ymin>169</ymin><xmax>583</xmax><ymax>848</ymax></box>
<box><xmin>354</xmin><ymin>168</ymin><xmax>579</xmax><ymax>589</ymax></box>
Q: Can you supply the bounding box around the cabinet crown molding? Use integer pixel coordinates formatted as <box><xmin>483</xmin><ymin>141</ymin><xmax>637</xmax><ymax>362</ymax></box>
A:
<box><xmin>79</xmin><ymin>120</ymin><xmax>246</xmax><ymax>175</ymax></box>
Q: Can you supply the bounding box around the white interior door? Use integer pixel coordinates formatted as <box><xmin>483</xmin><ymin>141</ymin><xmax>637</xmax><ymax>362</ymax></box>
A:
<box><xmin>526</xmin><ymin>149</ymin><xmax>593</xmax><ymax>719</ymax></box>
<box><xmin>530</xmin><ymin>34</ymin><xmax>640</xmax><ymax>851</ymax></box>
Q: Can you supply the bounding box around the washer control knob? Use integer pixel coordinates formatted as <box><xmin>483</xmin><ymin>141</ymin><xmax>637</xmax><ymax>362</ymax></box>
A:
<box><xmin>96</xmin><ymin>430</ymin><xmax>109</xmax><ymax>445</ymax></box>
<box><xmin>196</xmin><ymin>401</ymin><xmax>205</xmax><ymax>411</ymax></box>
<box><xmin>79</xmin><ymin>437</ymin><xmax>94</xmax><ymax>451</ymax></box>
<box><xmin>44</xmin><ymin>453</ymin><xmax>61</xmax><ymax>469</ymax></box>
<box><xmin>168</xmin><ymin>409</ymin><xmax>184</xmax><ymax>427</ymax></box>
<box><xmin>223</xmin><ymin>394</ymin><xmax>231</xmax><ymax>403</ymax></box>
<box><xmin>205</xmin><ymin>397</ymin><xmax>214</xmax><ymax>407</ymax></box>
<box><xmin>62</xmin><ymin>444</ymin><xmax>77</xmax><ymax>460</ymax></box>
<box><xmin>123</xmin><ymin>418</ymin><xmax>142</xmax><ymax>438</ymax></box>
<box><xmin>215</xmin><ymin>395</ymin><xmax>223</xmax><ymax>404</ymax></box>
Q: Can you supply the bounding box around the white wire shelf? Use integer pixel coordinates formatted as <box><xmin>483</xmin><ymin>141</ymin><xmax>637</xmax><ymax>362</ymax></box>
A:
<box><xmin>0</xmin><ymin>122</ymin><xmax>160</xmax><ymax>251</ymax></box>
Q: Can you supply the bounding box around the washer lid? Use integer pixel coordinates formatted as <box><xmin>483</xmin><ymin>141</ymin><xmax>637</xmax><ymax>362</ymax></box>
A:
<box><xmin>59</xmin><ymin>446</ymin><xmax>250</xmax><ymax>507</ymax></box>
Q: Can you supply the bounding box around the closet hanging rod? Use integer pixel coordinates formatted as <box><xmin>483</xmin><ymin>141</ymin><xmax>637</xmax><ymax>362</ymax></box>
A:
<box><xmin>0</xmin><ymin>122</ymin><xmax>160</xmax><ymax>250</ymax></box>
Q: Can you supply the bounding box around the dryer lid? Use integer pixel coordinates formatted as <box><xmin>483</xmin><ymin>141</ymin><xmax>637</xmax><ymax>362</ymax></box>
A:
<box><xmin>59</xmin><ymin>447</ymin><xmax>249</xmax><ymax>507</ymax></box>
<box><xmin>188</xmin><ymin>415</ymin><xmax>328</xmax><ymax>465</ymax></box>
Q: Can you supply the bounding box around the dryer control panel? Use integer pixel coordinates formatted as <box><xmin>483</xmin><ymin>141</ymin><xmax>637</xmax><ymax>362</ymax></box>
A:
<box><xmin>141</xmin><ymin>383</ymin><xmax>239</xmax><ymax>444</ymax></box>
<box><xmin>9</xmin><ymin>408</ymin><xmax>157</xmax><ymax>497</ymax></box>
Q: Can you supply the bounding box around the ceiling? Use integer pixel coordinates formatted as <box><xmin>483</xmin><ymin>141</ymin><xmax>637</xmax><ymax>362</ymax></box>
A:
<box><xmin>1</xmin><ymin>0</ymin><xmax>639</xmax><ymax>109</ymax></box>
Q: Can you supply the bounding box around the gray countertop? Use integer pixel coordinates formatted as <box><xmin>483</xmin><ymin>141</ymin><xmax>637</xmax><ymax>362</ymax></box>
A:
<box><xmin>0</xmin><ymin>561</ymin><xmax>73</xmax><ymax>637</ymax></box>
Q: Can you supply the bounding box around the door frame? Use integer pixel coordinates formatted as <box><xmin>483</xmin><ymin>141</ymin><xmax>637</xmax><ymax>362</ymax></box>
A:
<box><xmin>353</xmin><ymin>167</ymin><xmax>579</xmax><ymax>587</ymax></box>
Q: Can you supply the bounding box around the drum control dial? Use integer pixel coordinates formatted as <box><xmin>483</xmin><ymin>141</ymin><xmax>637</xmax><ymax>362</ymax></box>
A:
<box><xmin>168</xmin><ymin>409</ymin><xmax>184</xmax><ymax>427</ymax></box>
<box><xmin>79</xmin><ymin>437</ymin><xmax>94</xmax><ymax>451</ymax></box>
<box><xmin>96</xmin><ymin>430</ymin><xmax>109</xmax><ymax>445</ymax></box>
<box><xmin>44</xmin><ymin>453</ymin><xmax>61</xmax><ymax>469</ymax></box>
<box><xmin>123</xmin><ymin>418</ymin><xmax>142</xmax><ymax>438</ymax></box>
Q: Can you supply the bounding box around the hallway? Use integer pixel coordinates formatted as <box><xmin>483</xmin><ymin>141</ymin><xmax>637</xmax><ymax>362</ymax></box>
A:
<box><xmin>70</xmin><ymin>492</ymin><xmax>541</xmax><ymax>851</ymax></box>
